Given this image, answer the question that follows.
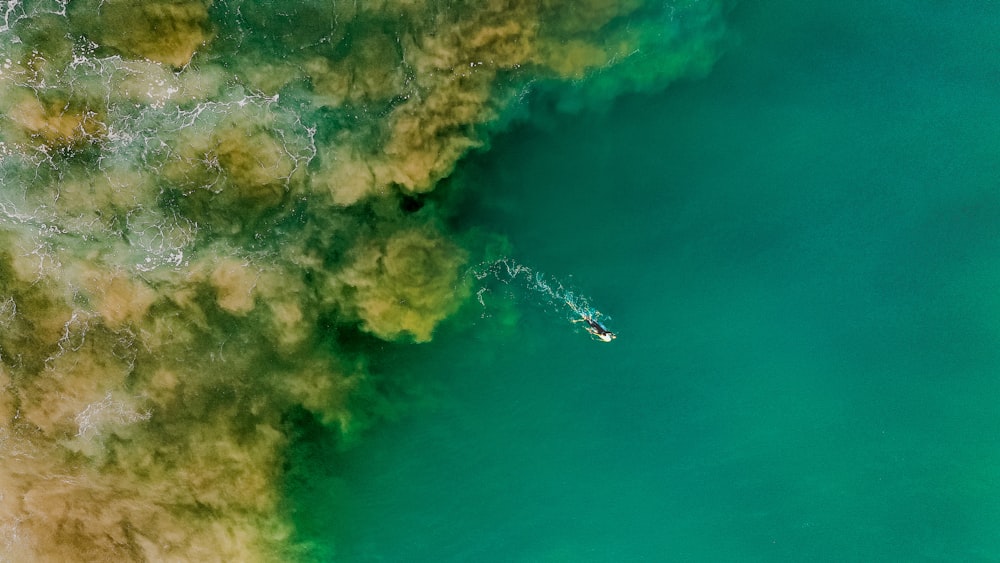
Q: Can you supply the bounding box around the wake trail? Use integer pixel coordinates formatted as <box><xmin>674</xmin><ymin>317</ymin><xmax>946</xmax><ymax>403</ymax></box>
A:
<box><xmin>471</xmin><ymin>258</ymin><xmax>616</xmax><ymax>342</ymax></box>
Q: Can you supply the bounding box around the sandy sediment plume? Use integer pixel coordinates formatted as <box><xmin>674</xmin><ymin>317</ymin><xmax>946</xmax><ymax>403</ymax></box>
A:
<box><xmin>0</xmin><ymin>0</ymin><xmax>725</xmax><ymax>559</ymax></box>
<box><xmin>332</xmin><ymin>228</ymin><xmax>469</xmax><ymax>342</ymax></box>
<box><xmin>69</xmin><ymin>0</ymin><xmax>214</xmax><ymax>68</ymax></box>
<box><xmin>0</xmin><ymin>241</ymin><xmax>374</xmax><ymax>560</ymax></box>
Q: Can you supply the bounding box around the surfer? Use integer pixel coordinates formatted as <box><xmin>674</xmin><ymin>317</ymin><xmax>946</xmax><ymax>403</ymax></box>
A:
<box><xmin>563</xmin><ymin>297</ymin><xmax>616</xmax><ymax>342</ymax></box>
<box><xmin>574</xmin><ymin>314</ymin><xmax>616</xmax><ymax>342</ymax></box>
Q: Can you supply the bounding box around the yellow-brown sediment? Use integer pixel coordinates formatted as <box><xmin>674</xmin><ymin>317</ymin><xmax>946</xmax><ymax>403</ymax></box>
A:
<box><xmin>0</xmin><ymin>0</ymin><xmax>723</xmax><ymax>559</ymax></box>
<box><xmin>70</xmin><ymin>0</ymin><xmax>214</xmax><ymax>68</ymax></box>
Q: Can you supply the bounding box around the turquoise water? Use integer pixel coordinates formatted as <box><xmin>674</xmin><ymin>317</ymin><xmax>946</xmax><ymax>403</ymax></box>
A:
<box><xmin>3</xmin><ymin>0</ymin><xmax>1000</xmax><ymax>560</ymax></box>
<box><xmin>293</xmin><ymin>2</ymin><xmax>1000</xmax><ymax>560</ymax></box>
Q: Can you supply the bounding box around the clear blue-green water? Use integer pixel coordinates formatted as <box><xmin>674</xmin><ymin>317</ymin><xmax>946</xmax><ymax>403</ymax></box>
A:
<box><xmin>4</xmin><ymin>0</ymin><xmax>1000</xmax><ymax>560</ymax></box>
<box><xmin>293</xmin><ymin>2</ymin><xmax>1000</xmax><ymax>560</ymax></box>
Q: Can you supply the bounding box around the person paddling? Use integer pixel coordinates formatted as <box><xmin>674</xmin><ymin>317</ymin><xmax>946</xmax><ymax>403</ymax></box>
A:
<box><xmin>574</xmin><ymin>314</ymin><xmax>616</xmax><ymax>342</ymax></box>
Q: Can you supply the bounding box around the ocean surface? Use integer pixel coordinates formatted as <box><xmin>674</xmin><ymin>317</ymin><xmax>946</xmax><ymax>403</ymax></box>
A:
<box><xmin>2</xmin><ymin>0</ymin><xmax>1000</xmax><ymax>561</ymax></box>
<box><xmin>291</xmin><ymin>1</ymin><xmax>1000</xmax><ymax>561</ymax></box>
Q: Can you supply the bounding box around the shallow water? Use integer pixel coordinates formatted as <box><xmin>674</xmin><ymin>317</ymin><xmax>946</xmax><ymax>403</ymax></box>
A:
<box><xmin>293</xmin><ymin>1</ymin><xmax>1000</xmax><ymax>560</ymax></box>
<box><xmin>0</xmin><ymin>0</ymin><xmax>724</xmax><ymax>560</ymax></box>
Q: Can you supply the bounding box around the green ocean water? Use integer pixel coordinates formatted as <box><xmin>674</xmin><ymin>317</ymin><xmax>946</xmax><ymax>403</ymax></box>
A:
<box><xmin>289</xmin><ymin>1</ymin><xmax>1000</xmax><ymax>561</ymax></box>
<box><xmin>3</xmin><ymin>0</ymin><xmax>1000</xmax><ymax>560</ymax></box>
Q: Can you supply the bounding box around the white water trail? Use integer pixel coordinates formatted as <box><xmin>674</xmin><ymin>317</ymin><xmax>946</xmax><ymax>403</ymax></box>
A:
<box><xmin>471</xmin><ymin>258</ymin><xmax>614</xmax><ymax>338</ymax></box>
